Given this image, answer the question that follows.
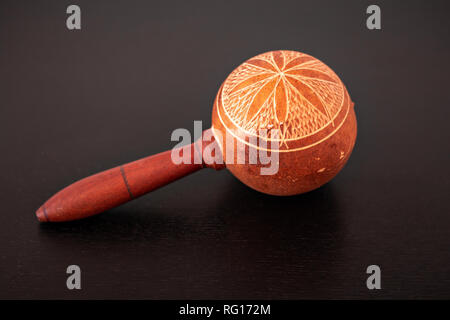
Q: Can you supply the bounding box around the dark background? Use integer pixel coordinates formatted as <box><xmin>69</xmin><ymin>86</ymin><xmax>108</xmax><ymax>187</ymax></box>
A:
<box><xmin>0</xmin><ymin>0</ymin><xmax>449</xmax><ymax>299</ymax></box>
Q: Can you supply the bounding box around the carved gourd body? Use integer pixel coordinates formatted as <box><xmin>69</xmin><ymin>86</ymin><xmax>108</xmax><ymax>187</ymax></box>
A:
<box><xmin>212</xmin><ymin>50</ymin><xmax>357</xmax><ymax>195</ymax></box>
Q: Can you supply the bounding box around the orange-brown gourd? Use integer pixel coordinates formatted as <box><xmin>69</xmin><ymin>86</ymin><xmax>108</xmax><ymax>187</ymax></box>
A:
<box><xmin>212</xmin><ymin>50</ymin><xmax>357</xmax><ymax>195</ymax></box>
<box><xmin>36</xmin><ymin>50</ymin><xmax>357</xmax><ymax>222</ymax></box>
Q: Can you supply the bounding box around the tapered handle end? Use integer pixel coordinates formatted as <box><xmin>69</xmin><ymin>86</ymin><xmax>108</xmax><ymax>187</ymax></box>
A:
<box><xmin>36</xmin><ymin>128</ymin><xmax>224</xmax><ymax>222</ymax></box>
<box><xmin>36</xmin><ymin>205</ymin><xmax>48</xmax><ymax>222</ymax></box>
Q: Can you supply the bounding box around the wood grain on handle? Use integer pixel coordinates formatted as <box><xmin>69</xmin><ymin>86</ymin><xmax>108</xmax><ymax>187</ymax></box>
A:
<box><xmin>36</xmin><ymin>129</ymin><xmax>224</xmax><ymax>222</ymax></box>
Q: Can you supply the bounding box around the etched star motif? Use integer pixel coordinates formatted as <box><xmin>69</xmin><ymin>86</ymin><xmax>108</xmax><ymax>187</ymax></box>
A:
<box><xmin>222</xmin><ymin>51</ymin><xmax>344</xmax><ymax>146</ymax></box>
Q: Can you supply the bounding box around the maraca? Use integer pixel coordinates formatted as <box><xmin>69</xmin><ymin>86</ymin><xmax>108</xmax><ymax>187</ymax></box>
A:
<box><xmin>36</xmin><ymin>50</ymin><xmax>357</xmax><ymax>222</ymax></box>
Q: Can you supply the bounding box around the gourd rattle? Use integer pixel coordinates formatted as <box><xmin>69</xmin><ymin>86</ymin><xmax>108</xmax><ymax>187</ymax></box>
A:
<box><xmin>36</xmin><ymin>50</ymin><xmax>357</xmax><ymax>222</ymax></box>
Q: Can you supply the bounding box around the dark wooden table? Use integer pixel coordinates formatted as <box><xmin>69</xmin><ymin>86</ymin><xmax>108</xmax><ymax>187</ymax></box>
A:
<box><xmin>0</xmin><ymin>0</ymin><xmax>449</xmax><ymax>299</ymax></box>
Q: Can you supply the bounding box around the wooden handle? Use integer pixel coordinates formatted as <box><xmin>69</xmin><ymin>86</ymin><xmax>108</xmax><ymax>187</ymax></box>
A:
<box><xmin>36</xmin><ymin>129</ymin><xmax>223</xmax><ymax>222</ymax></box>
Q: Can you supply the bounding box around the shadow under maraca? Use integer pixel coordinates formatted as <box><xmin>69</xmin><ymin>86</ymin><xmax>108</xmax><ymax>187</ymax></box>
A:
<box><xmin>37</xmin><ymin>175</ymin><xmax>346</xmax><ymax>299</ymax></box>
<box><xmin>199</xmin><ymin>177</ymin><xmax>347</xmax><ymax>299</ymax></box>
